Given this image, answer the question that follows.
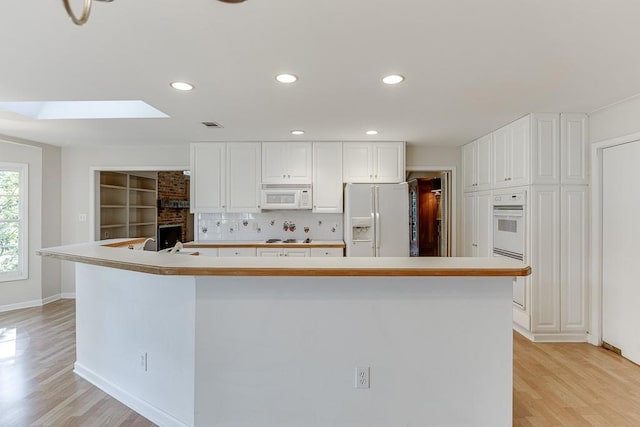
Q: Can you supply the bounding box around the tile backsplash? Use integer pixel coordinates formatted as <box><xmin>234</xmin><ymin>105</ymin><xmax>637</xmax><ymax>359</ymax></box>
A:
<box><xmin>197</xmin><ymin>212</ymin><xmax>343</xmax><ymax>241</ymax></box>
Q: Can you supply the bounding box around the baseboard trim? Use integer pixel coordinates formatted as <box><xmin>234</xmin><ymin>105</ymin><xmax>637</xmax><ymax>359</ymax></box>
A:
<box><xmin>74</xmin><ymin>363</ymin><xmax>190</xmax><ymax>427</ymax></box>
<box><xmin>0</xmin><ymin>294</ymin><xmax>71</xmax><ymax>313</ymax></box>
<box><xmin>512</xmin><ymin>325</ymin><xmax>589</xmax><ymax>343</ymax></box>
<box><xmin>42</xmin><ymin>294</ymin><xmax>61</xmax><ymax>305</ymax></box>
<box><xmin>61</xmin><ymin>293</ymin><xmax>76</xmax><ymax>299</ymax></box>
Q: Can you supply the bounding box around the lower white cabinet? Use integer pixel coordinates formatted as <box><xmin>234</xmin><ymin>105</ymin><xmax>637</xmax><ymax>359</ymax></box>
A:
<box><xmin>527</xmin><ymin>185</ymin><xmax>589</xmax><ymax>339</ymax></box>
<box><xmin>257</xmin><ymin>248</ymin><xmax>310</xmax><ymax>257</ymax></box>
<box><xmin>463</xmin><ymin>191</ymin><xmax>492</xmax><ymax>257</ymax></box>
<box><xmin>196</xmin><ymin>248</ymin><xmax>219</xmax><ymax>257</ymax></box>
<box><xmin>310</xmin><ymin>248</ymin><xmax>344</xmax><ymax>257</ymax></box>
<box><xmin>219</xmin><ymin>247</ymin><xmax>257</xmax><ymax>257</ymax></box>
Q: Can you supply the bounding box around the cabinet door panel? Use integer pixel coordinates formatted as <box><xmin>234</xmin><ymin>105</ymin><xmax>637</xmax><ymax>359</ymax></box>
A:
<box><xmin>530</xmin><ymin>186</ymin><xmax>561</xmax><ymax>333</ymax></box>
<box><xmin>191</xmin><ymin>143</ymin><xmax>226</xmax><ymax>213</ymax></box>
<box><xmin>374</xmin><ymin>143</ymin><xmax>405</xmax><ymax>183</ymax></box>
<box><xmin>531</xmin><ymin>113</ymin><xmax>560</xmax><ymax>185</ymax></box>
<box><xmin>283</xmin><ymin>248</ymin><xmax>311</xmax><ymax>257</ymax></box>
<box><xmin>561</xmin><ymin>113</ymin><xmax>589</xmax><ymax>185</ymax></box>
<box><xmin>261</xmin><ymin>143</ymin><xmax>287</xmax><ymax>183</ymax></box>
<box><xmin>313</xmin><ymin>142</ymin><xmax>343</xmax><ymax>213</ymax></box>
<box><xmin>476</xmin><ymin>135</ymin><xmax>493</xmax><ymax>190</ymax></box>
<box><xmin>561</xmin><ymin>186</ymin><xmax>588</xmax><ymax>333</ymax></box>
<box><xmin>463</xmin><ymin>142</ymin><xmax>477</xmax><ymax>192</ymax></box>
<box><xmin>286</xmin><ymin>142</ymin><xmax>312</xmax><ymax>183</ymax></box>
<box><xmin>463</xmin><ymin>193</ymin><xmax>477</xmax><ymax>257</ymax></box>
<box><xmin>476</xmin><ymin>191</ymin><xmax>493</xmax><ymax>257</ymax></box>
<box><xmin>492</xmin><ymin>127</ymin><xmax>510</xmax><ymax>188</ymax></box>
<box><xmin>343</xmin><ymin>143</ymin><xmax>373</xmax><ymax>182</ymax></box>
<box><xmin>227</xmin><ymin>143</ymin><xmax>261</xmax><ymax>212</ymax></box>
<box><xmin>509</xmin><ymin>116</ymin><xmax>530</xmax><ymax>186</ymax></box>
<box><xmin>257</xmin><ymin>248</ymin><xmax>281</xmax><ymax>257</ymax></box>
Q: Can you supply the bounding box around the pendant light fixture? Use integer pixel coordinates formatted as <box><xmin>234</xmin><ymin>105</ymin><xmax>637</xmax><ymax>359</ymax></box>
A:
<box><xmin>62</xmin><ymin>0</ymin><xmax>112</xmax><ymax>26</ymax></box>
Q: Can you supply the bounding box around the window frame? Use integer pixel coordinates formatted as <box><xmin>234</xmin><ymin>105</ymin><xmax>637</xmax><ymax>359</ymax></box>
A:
<box><xmin>0</xmin><ymin>162</ymin><xmax>28</xmax><ymax>282</ymax></box>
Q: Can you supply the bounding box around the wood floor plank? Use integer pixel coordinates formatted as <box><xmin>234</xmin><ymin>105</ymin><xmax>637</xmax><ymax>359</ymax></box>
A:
<box><xmin>3</xmin><ymin>299</ymin><xmax>640</xmax><ymax>426</ymax></box>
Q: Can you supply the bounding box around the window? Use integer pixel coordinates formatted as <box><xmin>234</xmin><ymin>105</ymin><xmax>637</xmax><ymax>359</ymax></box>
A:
<box><xmin>0</xmin><ymin>163</ymin><xmax>27</xmax><ymax>281</ymax></box>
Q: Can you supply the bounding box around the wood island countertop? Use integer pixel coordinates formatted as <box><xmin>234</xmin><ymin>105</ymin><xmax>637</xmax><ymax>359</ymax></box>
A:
<box><xmin>38</xmin><ymin>239</ymin><xmax>531</xmax><ymax>277</ymax></box>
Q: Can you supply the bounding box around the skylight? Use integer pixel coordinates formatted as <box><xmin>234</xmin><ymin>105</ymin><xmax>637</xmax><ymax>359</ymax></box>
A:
<box><xmin>0</xmin><ymin>100</ymin><xmax>169</xmax><ymax>120</ymax></box>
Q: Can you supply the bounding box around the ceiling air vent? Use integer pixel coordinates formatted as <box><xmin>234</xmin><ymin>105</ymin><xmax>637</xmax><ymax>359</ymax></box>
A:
<box><xmin>202</xmin><ymin>121</ymin><xmax>223</xmax><ymax>128</ymax></box>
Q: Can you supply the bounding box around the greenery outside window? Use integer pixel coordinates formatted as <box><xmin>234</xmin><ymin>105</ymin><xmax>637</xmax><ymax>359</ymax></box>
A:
<box><xmin>0</xmin><ymin>163</ymin><xmax>28</xmax><ymax>281</ymax></box>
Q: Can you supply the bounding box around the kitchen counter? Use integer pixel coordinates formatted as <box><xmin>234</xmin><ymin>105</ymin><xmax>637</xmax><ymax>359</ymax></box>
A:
<box><xmin>38</xmin><ymin>239</ymin><xmax>529</xmax><ymax>427</ymax></box>
<box><xmin>38</xmin><ymin>239</ymin><xmax>529</xmax><ymax>277</ymax></box>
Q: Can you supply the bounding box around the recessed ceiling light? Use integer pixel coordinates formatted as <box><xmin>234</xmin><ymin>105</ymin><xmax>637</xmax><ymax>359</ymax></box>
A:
<box><xmin>276</xmin><ymin>74</ymin><xmax>298</xmax><ymax>84</ymax></box>
<box><xmin>291</xmin><ymin>130</ymin><xmax>305</xmax><ymax>135</ymax></box>
<box><xmin>382</xmin><ymin>74</ymin><xmax>404</xmax><ymax>85</ymax></box>
<box><xmin>366</xmin><ymin>130</ymin><xmax>379</xmax><ymax>135</ymax></box>
<box><xmin>170</xmin><ymin>81</ymin><xmax>194</xmax><ymax>91</ymax></box>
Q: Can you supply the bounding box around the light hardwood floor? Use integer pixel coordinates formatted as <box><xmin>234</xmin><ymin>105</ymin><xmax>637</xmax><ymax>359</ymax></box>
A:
<box><xmin>2</xmin><ymin>299</ymin><xmax>640</xmax><ymax>426</ymax></box>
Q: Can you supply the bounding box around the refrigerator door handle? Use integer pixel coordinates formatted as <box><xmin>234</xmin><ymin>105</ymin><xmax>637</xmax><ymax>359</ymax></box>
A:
<box><xmin>375</xmin><ymin>186</ymin><xmax>381</xmax><ymax>256</ymax></box>
<box><xmin>370</xmin><ymin>185</ymin><xmax>376</xmax><ymax>256</ymax></box>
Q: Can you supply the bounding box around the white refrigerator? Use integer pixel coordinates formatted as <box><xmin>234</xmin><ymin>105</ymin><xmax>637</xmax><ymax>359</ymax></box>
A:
<box><xmin>344</xmin><ymin>183</ymin><xmax>410</xmax><ymax>257</ymax></box>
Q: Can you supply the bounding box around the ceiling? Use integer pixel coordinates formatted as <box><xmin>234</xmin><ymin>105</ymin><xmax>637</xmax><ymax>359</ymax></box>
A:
<box><xmin>1</xmin><ymin>0</ymin><xmax>640</xmax><ymax>148</ymax></box>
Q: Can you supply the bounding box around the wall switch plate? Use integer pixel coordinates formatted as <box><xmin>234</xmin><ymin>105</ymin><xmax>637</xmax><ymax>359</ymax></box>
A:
<box><xmin>355</xmin><ymin>366</ymin><xmax>370</xmax><ymax>389</ymax></box>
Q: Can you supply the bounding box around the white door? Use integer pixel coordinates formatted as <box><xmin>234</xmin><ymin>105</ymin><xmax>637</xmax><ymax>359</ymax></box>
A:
<box><xmin>375</xmin><ymin>183</ymin><xmax>409</xmax><ymax>257</ymax></box>
<box><xmin>492</xmin><ymin>127</ymin><xmax>510</xmax><ymax>188</ymax></box>
<box><xmin>561</xmin><ymin>113</ymin><xmax>589</xmax><ymax>185</ymax></box>
<box><xmin>603</xmin><ymin>141</ymin><xmax>640</xmax><ymax>364</ymax></box>
<box><xmin>509</xmin><ymin>115</ymin><xmax>530</xmax><ymax>187</ymax></box>
<box><xmin>227</xmin><ymin>143</ymin><xmax>261</xmax><ymax>212</ymax></box>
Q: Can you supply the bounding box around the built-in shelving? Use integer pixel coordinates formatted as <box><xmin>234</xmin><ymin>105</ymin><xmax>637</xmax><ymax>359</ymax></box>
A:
<box><xmin>97</xmin><ymin>171</ymin><xmax>157</xmax><ymax>241</ymax></box>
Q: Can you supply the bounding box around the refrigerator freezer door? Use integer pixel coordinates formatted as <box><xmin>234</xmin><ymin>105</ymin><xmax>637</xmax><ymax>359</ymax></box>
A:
<box><xmin>375</xmin><ymin>183</ymin><xmax>410</xmax><ymax>257</ymax></box>
<box><xmin>344</xmin><ymin>184</ymin><xmax>375</xmax><ymax>257</ymax></box>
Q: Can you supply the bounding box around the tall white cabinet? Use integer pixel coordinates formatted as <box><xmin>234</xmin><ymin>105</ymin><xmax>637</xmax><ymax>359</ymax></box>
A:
<box><xmin>313</xmin><ymin>142</ymin><xmax>343</xmax><ymax>213</ymax></box>
<box><xmin>462</xmin><ymin>113</ymin><xmax>589</xmax><ymax>342</ymax></box>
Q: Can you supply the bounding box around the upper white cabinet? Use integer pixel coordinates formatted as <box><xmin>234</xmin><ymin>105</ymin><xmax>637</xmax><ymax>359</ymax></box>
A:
<box><xmin>560</xmin><ymin>113</ymin><xmax>589</xmax><ymax>185</ymax></box>
<box><xmin>313</xmin><ymin>142</ymin><xmax>343</xmax><ymax>213</ymax></box>
<box><xmin>493</xmin><ymin>115</ymin><xmax>530</xmax><ymax>188</ymax></box>
<box><xmin>530</xmin><ymin>113</ymin><xmax>560</xmax><ymax>185</ymax></box>
<box><xmin>191</xmin><ymin>143</ymin><xmax>226</xmax><ymax>213</ymax></box>
<box><xmin>227</xmin><ymin>143</ymin><xmax>261</xmax><ymax>213</ymax></box>
<box><xmin>343</xmin><ymin>142</ymin><xmax>405</xmax><ymax>183</ymax></box>
<box><xmin>262</xmin><ymin>142</ymin><xmax>312</xmax><ymax>184</ymax></box>
<box><xmin>463</xmin><ymin>134</ymin><xmax>492</xmax><ymax>192</ymax></box>
<box><xmin>191</xmin><ymin>143</ymin><xmax>261</xmax><ymax>213</ymax></box>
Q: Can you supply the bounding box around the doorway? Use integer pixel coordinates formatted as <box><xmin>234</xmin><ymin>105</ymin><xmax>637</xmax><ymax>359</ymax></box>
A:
<box><xmin>406</xmin><ymin>169</ymin><xmax>454</xmax><ymax>257</ymax></box>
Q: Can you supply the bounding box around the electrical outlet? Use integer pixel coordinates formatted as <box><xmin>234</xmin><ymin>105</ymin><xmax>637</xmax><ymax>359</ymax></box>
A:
<box><xmin>78</xmin><ymin>213</ymin><xmax>87</xmax><ymax>222</ymax></box>
<box><xmin>104</xmin><ymin>231</ymin><xmax>110</xmax><ymax>239</ymax></box>
<box><xmin>355</xmin><ymin>366</ymin><xmax>370</xmax><ymax>389</ymax></box>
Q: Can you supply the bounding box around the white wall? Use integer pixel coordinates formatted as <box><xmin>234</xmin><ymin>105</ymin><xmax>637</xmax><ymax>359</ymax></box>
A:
<box><xmin>590</xmin><ymin>94</ymin><xmax>640</xmax><ymax>143</ymax></box>
<box><xmin>406</xmin><ymin>144</ymin><xmax>463</xmax><ymax>255</ymax></box>
<box><xmin>60</xmin><ymin>145</ymin><xmax>190</xmax><ymax>294</ymax></box>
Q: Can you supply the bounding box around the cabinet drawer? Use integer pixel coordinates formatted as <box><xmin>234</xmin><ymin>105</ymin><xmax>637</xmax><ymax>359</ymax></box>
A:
<box><xmin>218</xmin><ymin>247</ymin><xmax>257</xmax><ymax>257</ymax></box>
<box><xmin>310</xmin><ymin>248</ymin><xmax>344</xmax><ymax>257</ymax></box>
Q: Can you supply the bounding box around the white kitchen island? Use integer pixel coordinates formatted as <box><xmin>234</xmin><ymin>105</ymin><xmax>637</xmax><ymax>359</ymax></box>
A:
<box><xmin>39</xmin><ymin>241</ymin><xmax>530</xmax><ymax>427</ymax></box>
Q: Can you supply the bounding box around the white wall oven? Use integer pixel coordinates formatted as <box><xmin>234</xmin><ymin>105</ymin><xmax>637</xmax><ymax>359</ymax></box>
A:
<box><xmin>492</xmin><ymin>191</ymin><xmax>526</xmax><ymax>307</ymax></box>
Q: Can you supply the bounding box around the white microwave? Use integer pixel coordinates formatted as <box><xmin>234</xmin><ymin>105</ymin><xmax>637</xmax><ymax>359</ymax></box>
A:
<box><xmin>261</xmin><ymin>184</ymin><xmax>312</xmax><ymax>210</ymax></box>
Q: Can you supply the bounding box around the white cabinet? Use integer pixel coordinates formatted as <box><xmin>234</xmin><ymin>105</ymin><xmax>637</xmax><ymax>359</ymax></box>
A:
<box><xmin>261</xmin><ymin>142</ymin><xmax>312</xmax><ymax>184</ymax></box>
<box><xmin>219</xmin><ymin>247</ymin><xmax>257</xmax><ymax>257</ymax></box>
<box><xmin>343</xmin><ymin>142</ymin><xmax>405</xmax><ymax>183</ymax></box>
<box><xmin>256</xmin><ymin>248</ymin><xmax>311</xmax><ymax>257</ymax></box>
<box><xmin>560</xmin><ymin>186</ymin><xmax>589</xmax><ymax>333</ymax></box>
<box><xmin>313</xmin><ymin>142</ymin><xmax>343</xmax><ymax>213</ymax></box>
<box><xmin>530</xmin><ymin>186</ymin><xmax>561</xmax><ymax>333</ymax></box>
<box><xmin>191</xmin><ymin>143</ymin><xmax>226</xmax><ymax>213</ymax></box>
<box><xmin>463</xmin><ymin>135</ymin><xmax>492</xmax><ymax>192</ymax></box>
<box><xmin>493</xmin><ymin>116</ymin><xmax>530</xmax><ymax>188</ymax></box>
<box><xmin>310</xmin><ymin>247</ymin><xmax>344</xmax><ymax>257</ymax></box>
<box><xmin>560</xmin><ymin>113</ymin><xmax>589</xmax><ymax>185</ymax></box>
<box><xmin>530</xmin><ymin>113</ymin><xmax>560</xmax><ymax>185</ymax></box>
<box><xmin>227</xmin><ymin>143</ymin><xmax>261</xmax><ymax>213</ymax></box>
<box><xmin>196</xmin><ymin>248</ymin><xmax>219</xmax><ymax>257</ymax></box>
<box><xmin>463</xmin><ymin>191</ymin><xmax>492</xmax><ymax>257</ymax></box>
